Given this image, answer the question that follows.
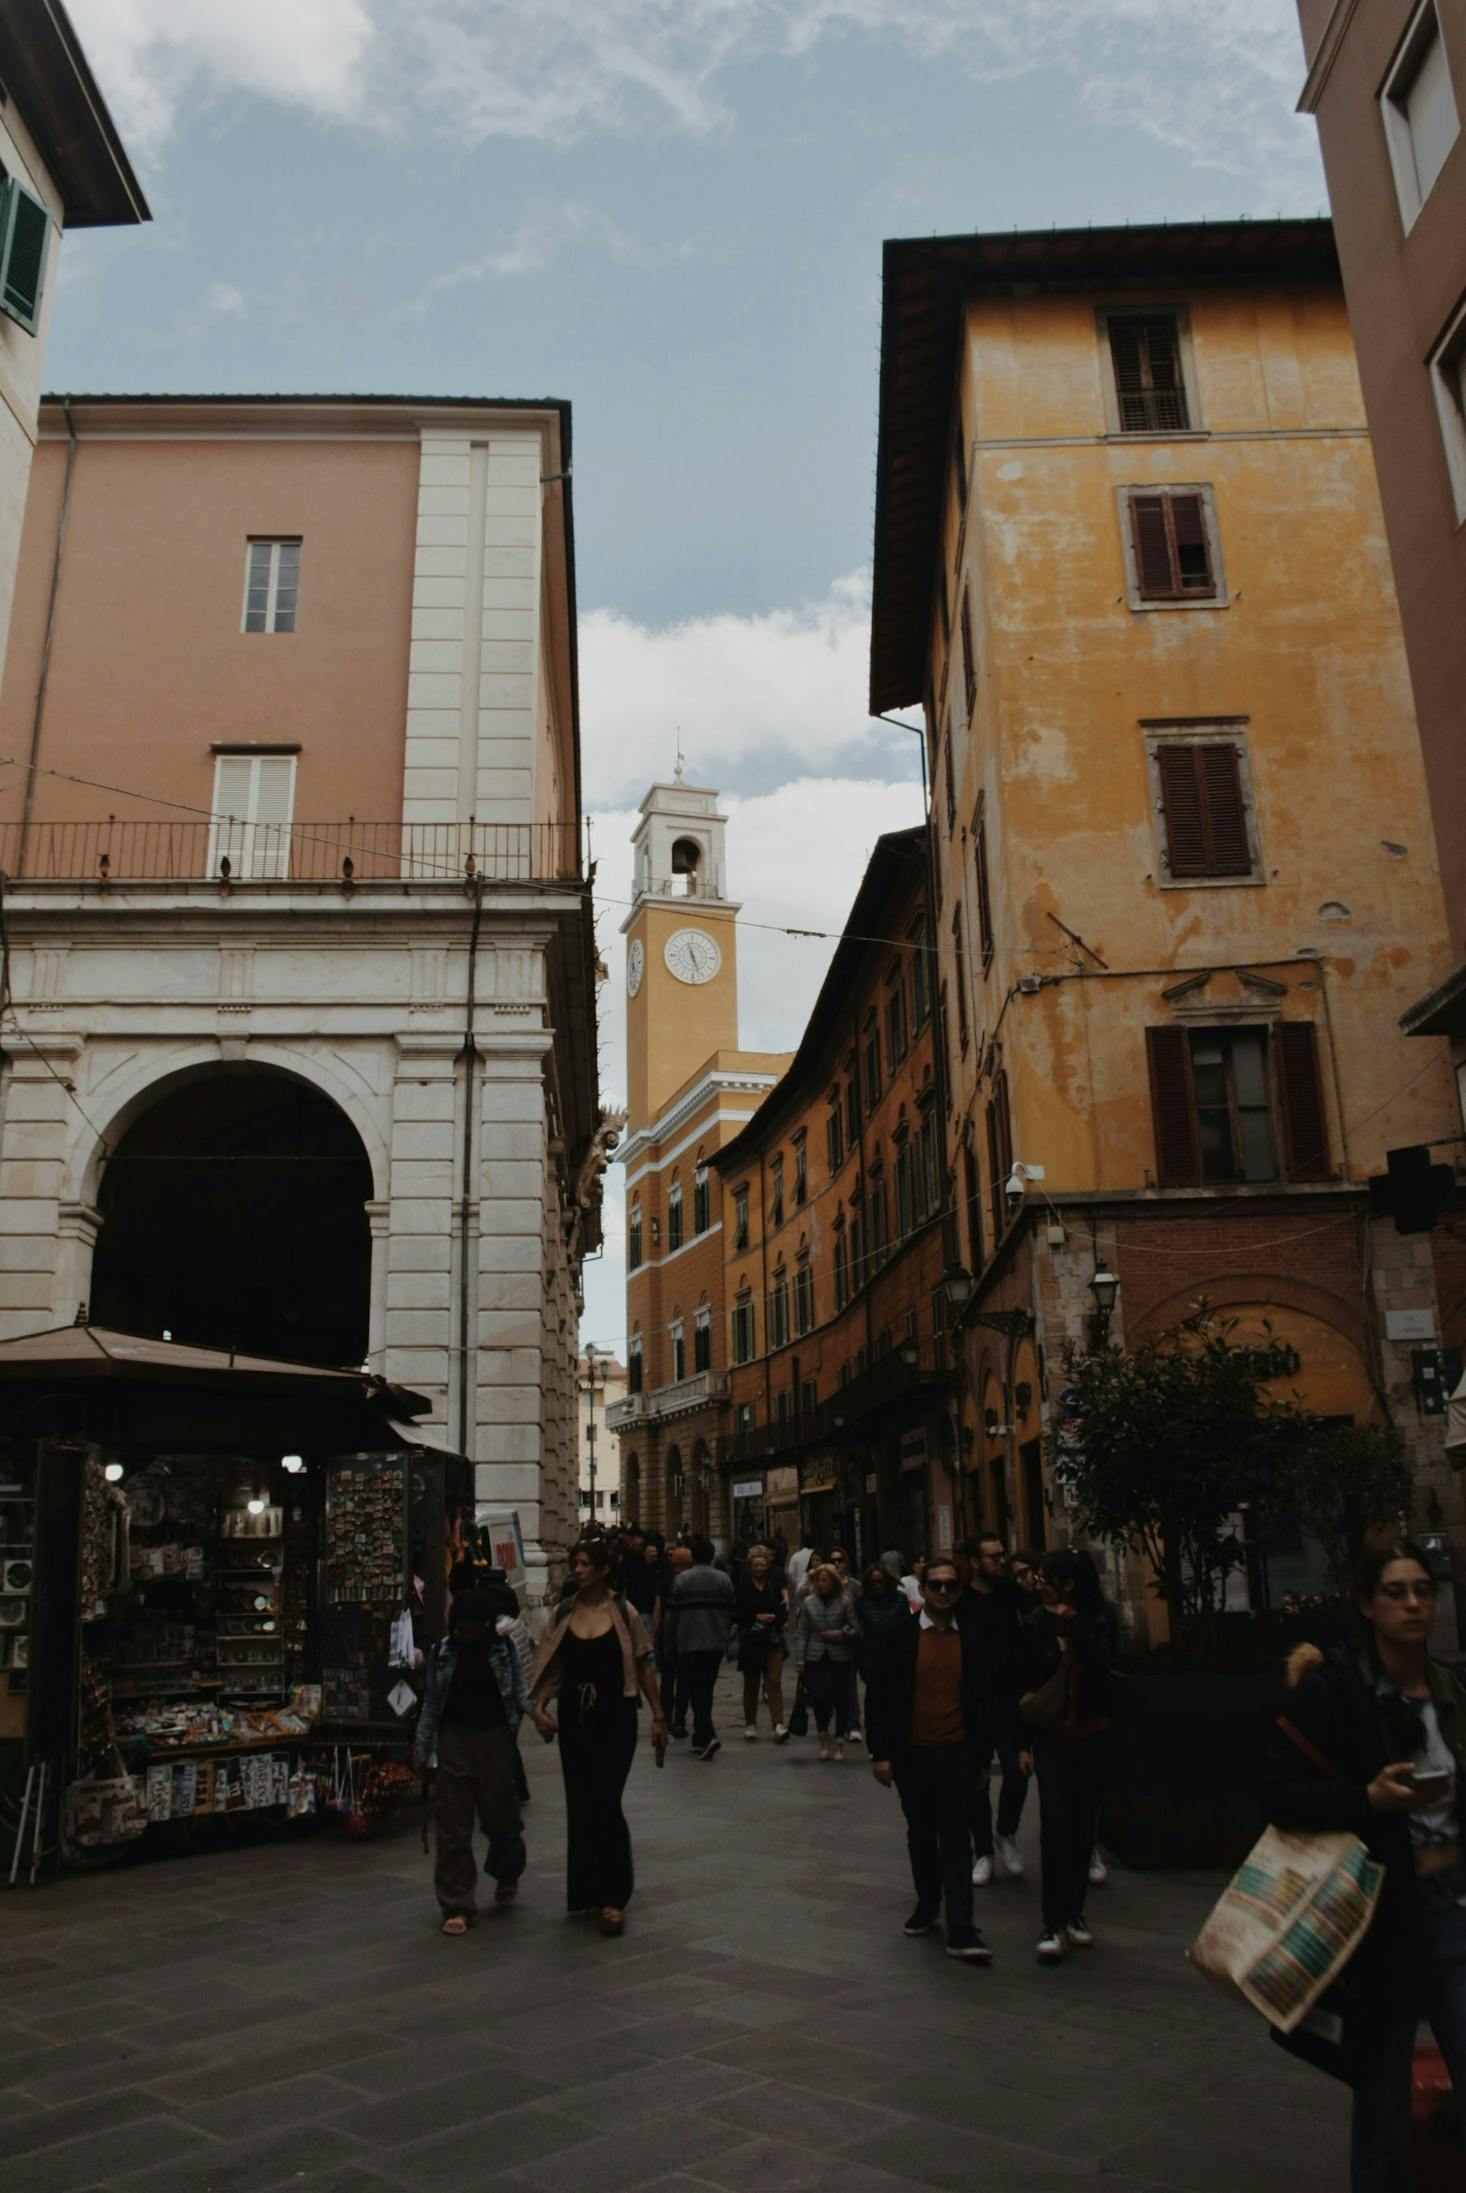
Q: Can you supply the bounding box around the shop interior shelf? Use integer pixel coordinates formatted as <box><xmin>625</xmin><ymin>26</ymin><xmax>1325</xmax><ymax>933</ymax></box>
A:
<box><xmin>117</xmin><ymin>1732</ymin><xmax>312</xmax><ymax>1758</ymax></box>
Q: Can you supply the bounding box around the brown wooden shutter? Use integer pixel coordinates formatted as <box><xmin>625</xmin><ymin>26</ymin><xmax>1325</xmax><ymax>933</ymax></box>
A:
<box><xmin>1169</xmin><ymin>492</ymin><xmax>1213</xmax><ymax>592</ymax></box>
<box><xmin>993</xmin><ymin>1070</ymin><xmax>1013</xmax><ymax>1189</ymax></box>
<box><xmin>1157</xmin><ymin>745</ymin><xmax>1209</xmax><ymax>876</ymax></box>
<box><xmin>1277</xmin><ymin>1022</ymin><xmax>1331</xmax><ymax>1181</ymax></box>
<box><xmin>960</xmin><ymin>586</ymin><xmax>977</xmax><ymax>716</ymax></box>
<box><xmin>986</xmin><ymin>1098</ymin><xmax>1004</xmax><ymax>1241</ymax></box>
<box><xmin>1130</xmin><ymin>494</ymin><xmax>1176</xmax><ymax>597</ymax></box>
<box><xmin>1109</xmin><ymin>317</ymin><xmax>1189</xmax><ymax>432</ymax></box>
<box><xmin>1199</xmin><ymin>743</ymin><xmax>1251</xmax><ymax>874</ymax></box>
<box><xmin>1146</xmin><ymin>1026</ymin><xmax>1201</xmax><ymax>1186</ymax></box>
<box><xmin>974</xmin><ymin>804</ymin><xmax>994</xmax><ymax>966</ymax></box>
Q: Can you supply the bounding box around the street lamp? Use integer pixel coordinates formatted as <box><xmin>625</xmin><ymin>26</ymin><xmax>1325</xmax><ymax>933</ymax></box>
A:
<box><xmin>1088</xmin><ymin>1260</ymin><xmax>1120</xmax><ymax>1350</ymax></box>
<box><xmin>941</xmin><ymin>1261</ymin><xmax>972</xmax><ymax>1322</ymax></box>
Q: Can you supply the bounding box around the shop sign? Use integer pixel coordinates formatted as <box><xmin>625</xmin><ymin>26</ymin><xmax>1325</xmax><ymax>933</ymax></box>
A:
<box><xmin>801</xmin><ymin>1459</ymin><xmax>838</xmax><ymax>1494</ymax></box>
<box><xmin>936</xmin><ymin>1504</ymin><xmax>953</xmax><ymax>1549</ymax></box>
<box><xmin>479</xmin><ymin>1509</ymin><xmax>525</xmax><ymax>1589</ymax></box>
<box><xmin>900</xmin><ymin>1429</ymin><xmax>927</xmax><ymax>1474</ymax></box>
<box><xmin>766</xmin><ymin>1465</ymin><xmax>798</xmax><ymax>1496</ymax></box>
<box><xmin>731</xmin><ymin>1479</ymin><xmax>763</xmax><ymax>1501</ymax></box>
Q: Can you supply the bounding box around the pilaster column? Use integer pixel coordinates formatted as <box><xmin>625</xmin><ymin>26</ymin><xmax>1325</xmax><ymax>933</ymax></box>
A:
<box><xmin>0</xmin><ymin>1033</ymin><xmax>83</xmax><ymax>1338</ymax></box>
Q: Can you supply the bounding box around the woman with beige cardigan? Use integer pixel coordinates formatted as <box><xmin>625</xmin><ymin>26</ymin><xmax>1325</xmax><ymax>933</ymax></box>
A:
<box><xmin>529</xmin><ymin>1537</ymin><xmax>667</xmax><ymax>1936</ymax></box>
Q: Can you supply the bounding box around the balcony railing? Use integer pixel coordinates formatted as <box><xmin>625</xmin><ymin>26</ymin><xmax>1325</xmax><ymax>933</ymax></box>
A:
<box><xmin>605</xmin><ymin>1392</ymin><xmax>647</xmax><ymax>1431</ymax></box>
<box><xmin>0</xmin><ymin>819</ymin><xmax>582</xmax><ymax>886</ymax></box>
<box><xmin>608</xmin><ymin>1370</ymin><xmax>728</xmax><ymax>1434</ymax></box>
<box><xmin>718</xmin><ymin>1346</ymin><xmax>951</xmax><ymax>1469</ymax></box>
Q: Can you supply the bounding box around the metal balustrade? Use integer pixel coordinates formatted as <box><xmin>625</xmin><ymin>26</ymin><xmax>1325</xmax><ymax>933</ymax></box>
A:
<box><xmin>0</xmin><ymin>819</ymin><xmax>582</xmax><ymax>886</ymax></box>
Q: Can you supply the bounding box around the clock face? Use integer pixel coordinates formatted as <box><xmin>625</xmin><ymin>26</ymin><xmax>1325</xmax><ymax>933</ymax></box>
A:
<box><xmin>664</xmin><ymin>928</ymin><xmax>722</xmax><ymax>985</ymax></box>
<box><xmin>627</xmin><ymin>939</ymin><xmax>644</xmax><ymax>998</ymax></box>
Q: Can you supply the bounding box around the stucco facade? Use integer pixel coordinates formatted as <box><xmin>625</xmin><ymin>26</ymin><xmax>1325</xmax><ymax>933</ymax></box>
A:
<box><xmin>0</xmin><ymin>397</ymin><xmax>602</xmax><ymax>1610</ymax></box>
<box><xmin>871</xmin><ymin>221</ymin><xmax>1463</xmax><ymax>1626</ymax></box>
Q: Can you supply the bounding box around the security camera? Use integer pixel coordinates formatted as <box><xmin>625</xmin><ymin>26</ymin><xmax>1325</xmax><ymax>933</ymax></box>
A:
<box><xmin>1005</xmin><ymin>1167</ymin><xmax>1026</xmax><ymax>1204</ymax></box>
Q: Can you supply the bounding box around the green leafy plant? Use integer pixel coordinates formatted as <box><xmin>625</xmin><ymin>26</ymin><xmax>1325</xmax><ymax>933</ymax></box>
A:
<box><xmin>1282</xmin><ymin>1421</ymin><xmax>1413</xmax><ymax>1600</ymax></box>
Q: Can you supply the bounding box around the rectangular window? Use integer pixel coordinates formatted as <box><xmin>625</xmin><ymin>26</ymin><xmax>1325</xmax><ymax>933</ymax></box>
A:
<box><xmin>1151</xmin><ymin>736</ymin><xmax>1256</xmax><ymax>882</ymax></box>
<box><xmin>694</xmin><ymin>1308</ymin><xmax>712</xmax><ymax>1372</ymax></box>
<box><xmin>770</xmin><ymin>1158</ymin><xmax>784</xmax><ymax>1230</ymax></box>
<box><xmin>792</xmin><ymin>1133</ymin><xmax>807</xmax><ymax>1206</ymax></box>
<box><xmin>885</xmin><ymin>978</ymin><xmax>908</xmax><ymax>1069</ymax></box>
<box><xmin>951</xmin><ymin>908</ymin><xmax>970</xmax><ymax>1051</ymax></box>
<box><xmin>628</xmin><ymin>1344</ymin><xmax>643</xmax><ymax>1395</ymax></box>
<box><xmin>963</xmin><ymin>1139</ymin><xmax>984</xmax><ymax>1275</ymax></box>
<box><xmin>973</xmin><ymin>803</ymin><xmax>994</xmax><ymax>970</ymax></box>
<box><xmin>209</xmin><ymin>753</ymin><xmax>295</xmax><ymax>880</ymax></box>
<box><xmin>1108</xmin><ymin>315</ymin><xmax>1190</xmax><ymax>434</ymax></box>
<box><xmin>794</xmin><ymin>1260</ymin><xmax>814</xmax><ymax>1336</ymax></box>
<box><xmin>943</xmin><ymin>722</ymin><xmax>957</xmax><ymax>830</ymax></box>
<box><xmin>932</xmin><ymin>1289</ymin><xmax>947</xmax><ymax>1375</ymax></box>
<box><xmin>801</xmin><ymin>1377</ymin><xmax>818</xmax><ymax>1418</ymax></box>
<box><xmin>242</xmin><ymin>538</ymin><xmax>302</xmax><ymax>633</ymax></box>
<box><xmin>870</xmin><ymin>1179</ymin><xmax>889</xmax><ymax>1266</ymax></box>
<box><xmin>733</xmin><ymin>1187</ymin><xmax>749</xmax><ymax>1251</ymax></box>
<box><xmin>0</xmin><ymin>176</ymin><xmax>50</xmax><ymax>335</ymax></box>
<box><xmin>1145</xmin><ymin>1023</ymin><xmax>1332</xmax><ymax>1188</ymax></box>
<box><xmin>918</xmin><ymin>1109</ymin><xmax>940</xmax><ymax>1219</ymax></box>
<box><xmin>667</xmin><ymin>1185</ymin><xmax>684</xmax><ymax>1254</ymax></box>
<box><xmin>1430</xmin><ymin>298</ymin><xmax>1466</xmax><ymax>525</ymax></box>
<box><xmin>895</xmin><ymin>1140</ymin><xmax>914</xmax><ymax>1238</ymax></box>
<box><xmin>845</xmin><ymin>1073</ymin><xmax>861</xmax><ymax>1149</ymax></box>
<box><xmin>1125</xmin><ymin>489</ymin><xmax>1218</xmax><ymax>603</ymax></box>
<box><xmin>769</xmin><ymin>1277</ymin><xmax>789</xmax><ymax>1351</ymax></box>
<box><xmin>986</xmin><ymin>1072</ymin><xmax>1013</xmax><ymax>1244</ymax></box>
<box><xmin>960</xmin><ymin>585</ymin><xmax>978</xmax><ymax>718</ymax></box>
<box><xmin>849</xmin><ymin>1195</ymin><xmax>866</xmax><ymax>1288</ymax></box>
<box><xmin>1382</xmin><ymin>2</ymin><xmax>1460</xmax><ymax>229</ymax></box>
<box><xmin>628</xmin><ymin>1205</ymin><xmax>643</xmax><ymax>1271</ymax></box>
<box><xmin>731</xmin><ymin>1298</ymin><xmax>755</xmax><ymax>1366</ymax></box>
<box><xmin>826</xmin><ymin>1101</ymin><xmax>844</xmax><ymax>1175</ymax></box>
<box><xmin>834</xmin><ymin>1230</ymin><xmax>849</xmax><ymax>1312</ymax></box>
<box><xmin>670</xmin><ymin>1322</ymin><xmax>686</xmax><ymax>1383</ymax></box>
<box><xmin>911</xmin><ymin>920</ymin><xmax>932</xmax><ymax>1027</ymax></box>
<box><xmin>863</xmin><ymin>1033</ymin><xmax>882</xmax><ymax>1112</ymax></box>
<box><xmin>693</xmin><ymin>1166</ymin><xmax>710</xmax><ymax>1234</ymax></box>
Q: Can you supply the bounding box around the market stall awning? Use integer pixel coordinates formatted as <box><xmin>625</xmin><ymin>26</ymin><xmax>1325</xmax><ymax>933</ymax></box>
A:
<box><xmin>0</xmin><ymin>1323</ymin><xmax>431</xmax><ymax>1417</ymax></box>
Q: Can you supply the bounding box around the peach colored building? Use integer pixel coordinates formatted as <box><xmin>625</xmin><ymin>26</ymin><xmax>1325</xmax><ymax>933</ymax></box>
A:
<box><xmin>0</xmin><ymin>396</ymin><xmax>605</xmax><ymax>1606</ymax></box>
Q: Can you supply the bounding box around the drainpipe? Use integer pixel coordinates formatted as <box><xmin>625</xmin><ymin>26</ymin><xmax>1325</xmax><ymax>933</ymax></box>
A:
<box><xmin>457</xmin><ymin>876</ymin><xmax>485</xmax><ymax>1463</ymax></box>
<box><xmin>17</xmin><ymin>397</ymin><xmax>78</xmax><ymax>877</ymax></box>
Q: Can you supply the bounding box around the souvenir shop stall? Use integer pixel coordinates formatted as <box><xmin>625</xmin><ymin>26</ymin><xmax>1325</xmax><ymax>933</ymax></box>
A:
<box><xmin>0</xmin><ymin>1325</ymin><xmax>473</xmax><ymax>1877</ymax></box>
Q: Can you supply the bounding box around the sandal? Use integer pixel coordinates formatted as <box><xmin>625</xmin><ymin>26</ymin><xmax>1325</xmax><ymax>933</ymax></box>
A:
<box><xmin>599</xmin><ymin>1908</ymin><xmax>625</xmax><ymax>1937</ymax></box>
<box><xmin>440</xmin><ymin>1913</ymin><xmax>472</xmax><ymax>1936</ymax></box>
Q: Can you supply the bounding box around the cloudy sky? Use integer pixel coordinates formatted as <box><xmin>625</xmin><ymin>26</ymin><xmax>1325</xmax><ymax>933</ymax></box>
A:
<box><xmin>56</xmin><ymin>1</ymin><xmax>1326</xmax><ymax>1352</ymax></box>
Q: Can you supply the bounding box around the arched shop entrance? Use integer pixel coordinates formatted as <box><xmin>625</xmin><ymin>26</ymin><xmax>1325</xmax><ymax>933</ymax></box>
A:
<box><xmin>90</xmin><ymin>1066</ymin><xmax>373</xmax><ymax>1367</ymax></box>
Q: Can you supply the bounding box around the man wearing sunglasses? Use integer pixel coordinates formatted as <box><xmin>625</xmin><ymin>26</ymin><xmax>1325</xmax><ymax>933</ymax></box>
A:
<box><xmin>864</xmin><ymin>1553</ymin><xmax>994</xmax><ymax>1963</ymax></box>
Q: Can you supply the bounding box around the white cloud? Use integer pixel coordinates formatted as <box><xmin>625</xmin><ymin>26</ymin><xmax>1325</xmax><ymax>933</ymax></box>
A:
<box><xmin>580</xmin><ymin>771</ymin><xmax>924</xmax><ymax>1349</ymax></box>
<box><xmin>206</xmin><ymin>281</ymin><xmax>246</xmax><ymax>316</ymax></box>
<box><xmin>71</xmin><ymin>0</ymin><xmax>1315</xmax><ymax>187</ymax></box>
<box><xmin>419</xmin><ymin>199</ymin><xmax>680</xmax><ymax>303</ymax></box>
<box><xmin>579</xmin><ymin>572</ymin><xmax>907</xmax><ymax>811</ymax></box>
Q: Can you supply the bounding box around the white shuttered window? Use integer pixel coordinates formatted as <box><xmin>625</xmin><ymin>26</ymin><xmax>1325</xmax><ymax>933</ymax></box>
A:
<box><xmin>209</xmin><ymin>754</ymin><xmax>296</xmax><ymax>878</ymax></box>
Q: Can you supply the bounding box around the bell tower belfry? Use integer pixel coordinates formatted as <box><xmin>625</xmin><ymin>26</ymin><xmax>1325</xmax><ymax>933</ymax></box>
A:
<box><xmin>622</xmin><ymin>772</ymin><xmax>740</xmax><ymax>1134</ymax></box>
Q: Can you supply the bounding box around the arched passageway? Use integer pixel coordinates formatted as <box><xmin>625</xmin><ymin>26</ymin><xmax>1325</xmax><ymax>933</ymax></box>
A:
<box><xmin>90</xmin><ymin>1065</ymin><xmax>373</xmax><ymax>1366</ymax></box>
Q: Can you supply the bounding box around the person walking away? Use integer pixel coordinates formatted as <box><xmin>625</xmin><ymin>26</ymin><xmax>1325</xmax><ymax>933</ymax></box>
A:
<box><xmin>795</xmin><ymin>1564</ymin><xmax>860</xmax><ymax>1760</ymax></box>
<box><xmin>864</xmin><ymin>1552</ymin><xmax>993</xmax><ymax>1963</ymax></box>
<box><xmin>826</xmin><ymin>1549</ymin><xmax>865</xmax><ymax>1744</ymax></box>
<box><xmin>786</xmin><ymin>1534</ymin><xmax>817</xmax><ymax>1597</ymax></box>
<box><xmin>621</xmin><ymin>1530</ymin><xmax>660</xmax><ymax>1629</ymax></box>
<box><xmin>961</xmin><ymin>1533</ymin><xmax>1028</xmax><ymax>1885</ymax></box>
<box><xmin>530</xmin><ymin>1536</ymin><xmax>666</xmax><ymax>1936</ymax></box>
<box><xmin>654</xmin><ymin>1544</ymin><xmax>693</xmax><ymax>1737</ymax></box>
<box><xmin>415</xmin><ymin>1585</ymin><xmax>531</xmax><ymax>1935</ymax></box>
<box><xmin>1016</xmin><ymin>1548</ymin><xmax>1116</xmax><ymax>1964</ymax></box>
<box><xmin>735</xmin><ymin>1544</ymin><xmax>789</xmax><ymax>1741</ymax></box>
<box><xmin>662</xmin><ymin>1534</ymin><xmax>735</xmax><ymax>1761</ymax></box>
<box><xmin>1263</xmin><ymin>1535</ymin><xmax>1466</xmax><ymax>2189</ymax></box>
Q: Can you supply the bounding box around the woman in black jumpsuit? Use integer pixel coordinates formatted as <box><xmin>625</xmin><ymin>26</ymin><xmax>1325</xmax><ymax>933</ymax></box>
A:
<box><xmin>531</xmin><ymin>1538</ymin><xmax>666</xmax><ymax>1935</ymax></box>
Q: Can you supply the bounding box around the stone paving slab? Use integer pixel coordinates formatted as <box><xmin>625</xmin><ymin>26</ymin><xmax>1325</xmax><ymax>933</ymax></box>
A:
<box><xmin>0</xmin><ymin>1665</ymin><xmax>1351</xmax><ymax>2192</ymax></box>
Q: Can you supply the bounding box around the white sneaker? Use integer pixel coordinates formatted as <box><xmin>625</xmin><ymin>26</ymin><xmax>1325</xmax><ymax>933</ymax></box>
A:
<box><xmin>847</xmin><ymin>1729</ymin><xmax>863</xmax><ymax>1746</ymax></box>
<box><xmin>971</xmin><ymin>1854</ymin><xmax>994</xmax><ymax>1887</ymax></box>
<box><xmin>1065</xmin><ymin>1919</ymin><xmax>1093</xmax><ymax>1948</ymax></box>
<box><xmin>773</xmin><ymin>1724</ymin><xmax>790</xmax><ymax>1744</ymax></box>
<box><xmin>1036</xmin><ymin>1929</ymin><xmax>1066</xmax><ymax>1965</ymax></box>
<box><xmin>1088</xmin><ymin>1848</ymin><xmax>1108</xmax><ymax>1886</ymax></box>
<box><xmin>743</xmin><ymin>1725</ymin><xmax>758</xmax><ymax>1741</ymax></box>
<box><xmin>995</xmin><ymin>1834</ymin><xmax>1025</xmax><ymax>1879</ymax></box>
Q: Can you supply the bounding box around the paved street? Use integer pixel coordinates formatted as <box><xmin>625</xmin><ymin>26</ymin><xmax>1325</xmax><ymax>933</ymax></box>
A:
<box><xmin>3</xmin><ymin>1670</ymin><xmax>1349</xmax><ymax>2193</ymax></box>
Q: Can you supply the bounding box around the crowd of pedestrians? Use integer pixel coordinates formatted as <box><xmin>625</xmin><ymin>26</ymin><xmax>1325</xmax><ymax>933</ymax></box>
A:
<box><xmin>411</xmin><ymin>1520</ymin><xmax>1120</xmax><ymax>1969</ymax></box>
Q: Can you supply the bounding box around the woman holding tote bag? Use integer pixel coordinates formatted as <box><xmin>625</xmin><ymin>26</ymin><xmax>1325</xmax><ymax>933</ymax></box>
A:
<box><xmin>1017</xmin><ymin>1548</ymin><xmax>1116</xmax><ymax>1968</ymax></box>
<box><xmin>1262</xmin><ymin>1535</ymin><xmax>1466</xmax><ymax>2191</ymax></box>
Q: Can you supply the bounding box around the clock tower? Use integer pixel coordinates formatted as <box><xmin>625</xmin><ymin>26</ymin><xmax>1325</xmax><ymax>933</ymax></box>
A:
<box><xmin>623</xmin><ymin>772</ymin><xmax>740</xmax><ymax>1133</ymax></box>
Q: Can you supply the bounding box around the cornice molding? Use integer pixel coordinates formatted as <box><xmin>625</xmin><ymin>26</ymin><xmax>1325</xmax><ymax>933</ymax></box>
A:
<box><xmin>618</xmin><ymin>1069</ymin><xmax>781</xmax><ymax>1170</ymax></box>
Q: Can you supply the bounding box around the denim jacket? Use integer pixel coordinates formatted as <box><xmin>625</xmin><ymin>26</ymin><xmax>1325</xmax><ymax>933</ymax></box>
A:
<box><xmin>414</xmin><ymin>1632</ymin><xmax>531</xmax><ymax>1766</ymax></box>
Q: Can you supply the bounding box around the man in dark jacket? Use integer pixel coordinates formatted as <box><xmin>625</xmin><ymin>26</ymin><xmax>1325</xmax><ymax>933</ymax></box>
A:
<box><xmin>663</xmin><ymin>1534</ymin><xmax>735</xmax><ymax>1760</ymax></box>
<box><xmin>865</xmin><ymin>1551</ymin><xmax>994</xmax><ymax>1963</ymax></box>
<box><xmin>959</xmin><ymin>1533</ymin><xmax>1028</xmax><ymax>1884</ymax></box>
